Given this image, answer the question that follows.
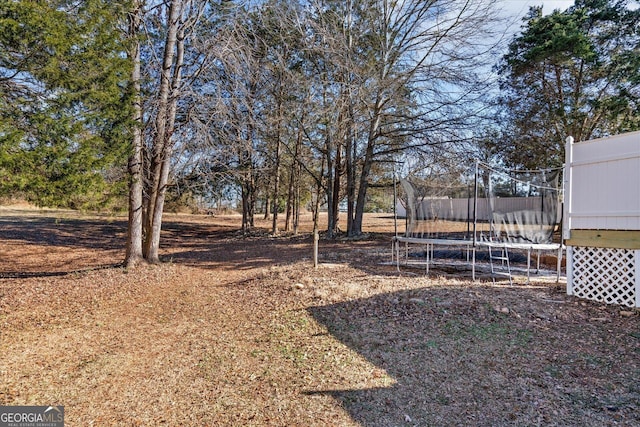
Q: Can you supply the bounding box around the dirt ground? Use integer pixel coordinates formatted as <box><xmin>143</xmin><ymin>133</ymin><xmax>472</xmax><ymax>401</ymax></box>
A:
<box><xmin>0</xmin><ymin>206</ymin><xmax>639</xmax><ymax>426</ymax></box>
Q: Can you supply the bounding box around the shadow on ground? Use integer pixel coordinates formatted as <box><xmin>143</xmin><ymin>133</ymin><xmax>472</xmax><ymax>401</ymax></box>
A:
<box><xmin>0</xmin><ymin>215</ymin><xmax>126</xmax><ymax>250</ymax></box>
<box><xmin>307</xmin><ymin>287</ymin><xmax>640</xmax><ymax>426</ymax></box>
<box><xmin>0</xmin><ymin>214</ymin><xmax>393</xmax><ymax>275</ymax></box>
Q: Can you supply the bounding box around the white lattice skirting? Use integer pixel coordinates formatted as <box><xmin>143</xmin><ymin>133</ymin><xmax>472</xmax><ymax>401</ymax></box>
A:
<box><xmin>568</xmin><ymin>246</ymin><xmax>640</xmax><ymax>307</ymax></box>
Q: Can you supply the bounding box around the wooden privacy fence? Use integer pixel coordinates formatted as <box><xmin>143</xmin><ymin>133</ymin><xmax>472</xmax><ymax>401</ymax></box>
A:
<box><xmin>564</xmin><ymin>131</ymin><xmax>640</xmax><ymax>307</ymax></box>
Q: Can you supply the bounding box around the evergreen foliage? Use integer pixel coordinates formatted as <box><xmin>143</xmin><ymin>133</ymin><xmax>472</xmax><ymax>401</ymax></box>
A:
<box><xmin>497</xmin><ymin>0</ymin><xmax>640</xmax><ymax>168</ymax></box>
<box><xmin>0</xmin><ymin>0</ymin><xmax>132</xmax><ymax>209</ymax></box>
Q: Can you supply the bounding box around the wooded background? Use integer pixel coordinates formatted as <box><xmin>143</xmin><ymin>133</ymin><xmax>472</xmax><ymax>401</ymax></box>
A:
<box><xmin>1</xmin><ymin>0</ymin><xmax>638</xmax><ymax>265</ymax></box>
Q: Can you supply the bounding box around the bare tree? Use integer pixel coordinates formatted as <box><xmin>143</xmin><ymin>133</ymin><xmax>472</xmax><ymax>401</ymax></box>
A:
<box><xmin>308</xmin><ymin>0</ymin><xmax>502</xmax><ymax>235</ymax></box>
<box><xmin>143</xmin><ymin>0</ymin><xmax>184</xmax><ymax>262</ymax></box>
<box><xmin>125</xmin><ymin>0</ymin><xmax>210</xmax><ymax>264</ymax></box>
<box><xmin>135</xmin><ymin>0</ymin><xmax>503</xmax><ymax>244</ymax></box>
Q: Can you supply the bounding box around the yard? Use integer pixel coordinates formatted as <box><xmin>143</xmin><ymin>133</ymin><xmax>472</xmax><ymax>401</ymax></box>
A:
<box><xmin>0</xmin><ymin>205</ymin><xmax>638</xmax><ymax>426</ymax></box>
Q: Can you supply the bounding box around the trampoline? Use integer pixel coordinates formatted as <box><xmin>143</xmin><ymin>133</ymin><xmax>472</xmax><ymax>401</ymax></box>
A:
<box><xmin>392</xmin><ymin>160</ymin><xmax>564</xmax><ymax>282</ymax></box>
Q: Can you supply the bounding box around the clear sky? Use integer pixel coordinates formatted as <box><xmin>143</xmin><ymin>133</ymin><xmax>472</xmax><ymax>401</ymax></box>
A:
<box><xmin>497</xmin><ymin>0</ymin><xmax>575</xmax><ymax>37</ymax></box>
<box><xmin>500</xmin><ymin>0</ymin><xmax>574</xmax><ymax>18</ymax></box>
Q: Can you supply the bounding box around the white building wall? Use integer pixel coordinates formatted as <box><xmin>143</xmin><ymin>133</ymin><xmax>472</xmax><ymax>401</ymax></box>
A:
<box><xmin>565</xmin><ymin>131</ymin><xmax>640</xmax><ymax>307</ymax></box>
<box><xmin>567</xmin><ymin>130</ymin><xmax>640</xmax><ymax>230</ymax></box>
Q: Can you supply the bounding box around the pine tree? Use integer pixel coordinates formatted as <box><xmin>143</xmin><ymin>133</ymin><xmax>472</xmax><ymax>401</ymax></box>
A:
<box><xmin>498</xmin><ymin>0</ymin><xmax>640</xmax><ymax>168</ymax></box>
<box><xmin>0</xmin><ymin>0</ymin><xmax>132</xmax><ymax>208</ymax></box>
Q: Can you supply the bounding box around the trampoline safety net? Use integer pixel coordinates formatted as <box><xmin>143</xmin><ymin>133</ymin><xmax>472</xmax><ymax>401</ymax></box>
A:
<box><xmin>399</xmin><ymin>162</ymin><xmax>561</xmax><ymax>244</ymax></box>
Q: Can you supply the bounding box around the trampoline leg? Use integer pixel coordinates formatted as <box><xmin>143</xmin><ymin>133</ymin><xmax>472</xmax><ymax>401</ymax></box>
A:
<box><xmin>391</xmin><ymin>239</ymin><xmax>394</xmax><ymax>262</ymax></box>
<box><xmin>472</xmin><ymin>247</ymin><xmax>476</xmax><ymax>281</ymax></box>
<box><xmin>425</xmin><ymin>243</ymin><xmax>430</xmax><ymax>275</ymax></box>
<box><xmin>527</xmin><ymin>248</ymin><xmax>531</xmax><ymax>284</ymax></box>
<box><xmin>556</xmin><ymin>245</ymin><xmax>562</xmax><ymax>283</ymax></box>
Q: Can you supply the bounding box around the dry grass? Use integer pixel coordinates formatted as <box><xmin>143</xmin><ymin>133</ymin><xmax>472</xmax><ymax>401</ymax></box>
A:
<box><xmin>0</xmin><ymin>207</ymin><xmax>639</xmax><ymax>426</ymax></box>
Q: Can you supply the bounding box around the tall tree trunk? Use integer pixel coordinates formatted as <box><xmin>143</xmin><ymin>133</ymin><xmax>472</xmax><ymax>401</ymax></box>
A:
<box><xmin>248</xmin><ymin>171</ymin><xmax>256</xmax><ymax>227</ymax></box>
<box><xmin>352</xmin><ymin>97</ymin><xmax>383</xmax><ymax>235</ymax></box>
<box><xmin>346</xmin><ymin>101</ymin><xmax>356</xmax><ymax>235</ymax></box>
<box><xmin>149</xmin><ymin>22</ymin><xmax>185</xmax><ymax>262</ymax></box>
<box><xmin>284</xmin><ymin>160</ymin><xmax>294</xmax><ymax>232</ymax></box>
<box><xmin>285</xmin><ymin>123</ymin><xmax>303</xmax><ymax>232</ymax></box>
<box><xmin>330</xmin><ymin>142</ymin><xmax>341</xmax><ymax>234</ymax></box>
<box><xmin>241</xmin><ymin>158</ymin><xmax>256</xmax><ymax>232</ymax></box>
<box><xmin>293</xmin><ymin>167</ymin><xmax>300</xmax><ymax>235</ymax></box>
<box><xmin>240</xmin><ymin>122</ymin><xmax>256</xmax><ymax>232</ymax></box>
<box><xmin>242</xmin><ymin>178</ymin><xmax>252</xmax><ymax>232</ymax></box>
<box><xmin>271</xmin><ymin>95</ymin><xmax>283</xmax><ymax>235</ymax></box>
<box><xmin>293</xmin><ymin>165</ymin><xmax>300</xmax><ymax>235</ymax></box>
<box><xmin>125</xmin><ymin>0</ymin><xmax>144</xmax><ymax>268</ymax></box>
<box><xmin>263</xmin><ymin>192</ymin><xmax>270</xmax><ymax>220</ymax></box>
<box><xmin>144</xmin><ymin>0</ymin><xmax>183</xmax><ymax>263</ymax></box>
<box><xmin>344</xmin><ymin>1</ymin><xmax>356</xmax><ymax>236</ymax></box>
<box><xmin>146</xmin><ymin>150</ymin><xmax>171</xmax><ymax>262</ymax></box>
<box><xmin>312</xmin><ymin>154</ymin><xmax>326</xmax><ymax>236</ymax></box>
<box><xmin>270</xmin><ymin>138</ymin><xmax>281</xmax><ymax>234</ymax></box>
<box><xmin>324</xmin><ymin>129</ymin><xmax>335</xmax><ymax>238</ymax></box>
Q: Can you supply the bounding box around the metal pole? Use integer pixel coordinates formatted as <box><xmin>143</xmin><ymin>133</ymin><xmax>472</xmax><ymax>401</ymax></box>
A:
<box><xmin>563</xmin><ymin>136</ymin><xmax>574</xmax><ymax>241</ymax></box>
<box><xmin>466</xmin><ymin>184</ymin><xmax>471</xmax><ymax>239</ymax></box>
<box><xmin>313</xmin><ymin>230</ymin><xmax>319</xmax><ymax>268</ymax></box>
<box><xmin>473</xmin><ymin>160</ymin><xmax>479</xmax><ymax>245</ymax></box>
<box><xmin>393</xmin><ymin>170</ymin><xmax>398</xmax><ymax>238</ymax></box>
<box><xmin>472</xmin><ymin>159</ymin><xmax>479</xmax><ymax>281</ymax></box>
<box><xmin>563</xmin><ymin>137</ymin><xmax>574</xmax><ymax>288</ymax></box>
